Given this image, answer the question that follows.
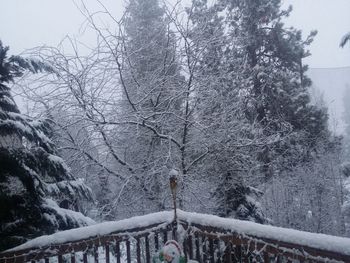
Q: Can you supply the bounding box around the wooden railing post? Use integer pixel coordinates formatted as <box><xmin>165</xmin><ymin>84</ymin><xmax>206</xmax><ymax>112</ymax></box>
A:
<box><xmin>145</xmin><ymin>236</ymin><xmax>151</xmax><ymax>263</ymax></box>
<box><xmin>223</xmin><ymin>242</ymin><xmax>232</xmax><ymax>263</ymax></box>
<box><xmin>126</xmin><ymin>240</ymin><xmax>131</xmax><ymax>263</ymax></box>
<box><xmin>236</xmin><ymin>244</ymin><xmax>242</xmax><ymax>262</ymax></box>
<box><xmin>202</xmin><ymin>236</ymin><xmax>208</xmax><ymax>262</ymax></box>
<box><xmin>187</xmin><ymin>235</ymin><xmax>193</xmax><ymax>260</ymax></box>
<box><xmin>155</xmin><ymin>233</ymin><xmax>159</xmax><ymax>251</ymax></box>
<box><xmin>195</xmin><ymin>233</ymin><xmax>201</xmax><ymax>262</ymax></box>
<box><xmin>209</xmin><ymin>238</ymin><xmax>215</xmax><ymax>263</ymax></box>
<box><xmin>264</xmin><ymin>251</ymin><xmax>269</xmax><ymax>263</ymax></box>
<box><xmin>215</xmin><ymin>239</ymin><xmax>222</xmax><ymax>263</ymax></box>
<box><xmin>172</xmin><ymin>221</ymin><xmax>178</xmax><ymax>241</ymax></box>
<box><xmin>94</xmin><ymin>246</ymin><xmax>99</xmax><ymax>263</ymax></box>
<box><xmin>105</xmin><ymin>244</ymin><xmax>110</xmax><ymax>263</ymax></box>
<box><xmin>115</xmin><ymin>241</ymin><xmax>121</xmax><ymax>263</ymax></box>
<box><xmin>136</xmin><ymin>237</ymin><xmax>141</xmax><ymax>263</ymax></box>
<box><xmin>83</xmin><ymin>250</ymin><xmax>88</xmax><ymax>263</ymax></box>
<box><xmin>163</xmin><ymin>230</ymin><xmax>168</xmax><ymax>244</ymax></box>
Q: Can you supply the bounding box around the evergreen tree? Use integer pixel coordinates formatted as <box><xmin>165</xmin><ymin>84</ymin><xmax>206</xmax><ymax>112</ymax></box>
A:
<box><xmin>123</xmin><ymin>0</ymin><xmax>183</xmax><ymax>113</ymax></box>
<box><xmin>46</xmin><ymin>108</ymin><xmax>101</xmax><ymax>214</ymax></box>
<box><xmin>187</xmin><ymin>0</ymin><xmax>266</xmax><ymax>222</ymax></box>
<box><xmin>0</xmin><ymin>41</ymin><xmax>93</xmax><ymax>250</ymax></box>
<box><xmin>113</xmin><ymin>0</ymin><xmax>184</xmax><ymax>212</ymax></box>
<box><xmin>219</xmin><ymin>0</ymin><xmax>329</xmax><ymax>179</ymax></box>
<box><xmin>185</xmin><ymin>0</ymin><xmax>331</xmax><ymax>222</ymax></box>
<box><xmin>215</xmin><ymin>172</ymin><xmax>265</xmax><ymax>223</ymax></box>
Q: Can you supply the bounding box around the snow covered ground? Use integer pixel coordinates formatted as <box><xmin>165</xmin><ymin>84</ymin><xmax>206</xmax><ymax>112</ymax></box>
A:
<box><xmin>6</xmin><ymin>210</ymin><xmax>350</xmax><ymax>257</ymax></box>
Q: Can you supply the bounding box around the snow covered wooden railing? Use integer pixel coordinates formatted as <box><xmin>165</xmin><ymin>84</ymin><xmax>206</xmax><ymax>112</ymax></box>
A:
<box><xmin>1</xmin><ymin>210</ymin><xmax>350</xmax><ymax>263</ymax></box>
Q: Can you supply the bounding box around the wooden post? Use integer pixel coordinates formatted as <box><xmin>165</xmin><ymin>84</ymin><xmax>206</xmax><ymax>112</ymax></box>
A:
<box><xmin>136</xmin><ymin>238</ymin><xmax>141</xmax><ymax>263</ymax></box>
<box><xmin>224</xmin><ymin>242</ymin><xmax>232</xmax><ymax>263</ymax></box>
<box><xmin>215</xmin><ymin>239</ymin><xmax>221</xmax><ymax>263</ymax></box>
<box><xmin>94</xmin><ymin>247</ymin><xmax>99</xmax><ymax>263</ymax></box>
<box><xmin>209</xmin><ymin>239</ymin><xmax>215</xmax><ymax>263</ymax></box>
<box><xmin>105</xmin><ymin>245</ymin><xmax>110</xmax><ymax>263</ymax></box>
<box><xmin>155</xmin><ymin>233</ymin><xmax>159</xmax><ymax>250</ymax></box>
<box><xmin>115</xmin><ymin>242</ymin><xmax>121</xmax><ymax>263</ymax></box>
<box><xmin>145</xmin><ymin>236</ymin><xmax>151</xmax><ymax>263</ymax></box>
<box><xmin>202</xmin><ymin>236</ymin><xmax>208</xmax><ymax>262</ymax></box>
<box><xmin>163</xmin><ymin>230</ymin><xmax>168</xmax><ymax>244</ymax></box>
<box><xmin>264</xmin><ymin>251</ymin><xmax>269</xmax><ymax>263</ymax></box>
<box><xmin>83</xmin><ymin>251</ymin><xmax>88</xmax><ymax>263</ymax></box>
<box><xmin>169</xmin><ymin>172</ymin><xmax>178</xmax><ymax>222</ymax></box>
<box><xmin>236</xmin><ymin>245</ymin><xmax>242</xmax><ymax>262</ymax></box>
<box><xmin>126</xmin><ymin>240</ymin><xmax>131</xmax><ymax>263</ymax></box>
<box><xmin>195</xmin><ymin>233</ymin><xmax>201</xmax><ymax>262</ymax></box>
<box><xmin>188</xmin><ymin>235</ymin><xmax>193</xmax><ymax>260</ymax></box>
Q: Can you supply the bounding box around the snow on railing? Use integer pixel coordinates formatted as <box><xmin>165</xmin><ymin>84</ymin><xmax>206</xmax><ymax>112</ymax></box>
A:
<box><xmin>1</xmin><ymin>210</ymin><xmax>350</xmax><ymax>263</ymax></box>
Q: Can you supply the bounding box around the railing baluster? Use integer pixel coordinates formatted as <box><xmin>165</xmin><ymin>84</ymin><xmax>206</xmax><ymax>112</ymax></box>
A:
<box><xmin>235</xmin><ymin>244</ymin><xmax>242</xmax><ymax>262</ymax></box>
<box><xmin>202</xmin><ymin>236</ymin><xmax>207</xmax><ymax>262</ymax></box>
<box><xmin>116</xmin><ymin>242</ymin><xmax>121</xmax><ymax>263</ymax></box>
<box><xmin>215</xmin><ymin>239</ymin><xmax>221</xmax><ymax>263</ymax></box>
<box><xmin>83</xmin><ymin>251</ymin><xmax>88</xmax><ymax>263</ymax></box>
<box><xmin>44</xmin><ymin>258</ymin><xmax>49</xmax><ymax>263</ymax></box>
<box><xmin>126</xmin><ymin>240</ymin><xmax>131</xmax><ymax>263</ymax></box>
<box><xmin>105</xmin><ymin>244</ymin><xmax>110</xmax><ymax>263</ymax></box>
<box><xmin>243</xmin><ymin>246</ymin><xmax>249</xmax><ymax>263</ymax></box>
<box><xmin>264</xmin><ymin>251</ymin><xmax>269</xmax><ymax>263</ymax></box>
<box><xmin>136</xmin><ymin>237</ymin><xmax>141</xmax><ymax>263</ymax></box>
<box><xmin>172</xmin><ymin>223</ymin><xmax>177</xmax><ymax>240</ymax></box>
<box><xmin>163</xmin><ymin>230</ymin><xmax>168</xmax><ymax>244</ymax></box>
<box><xmin>188</xmin><ymin>235</ymin><xmax>193</xmax><ymax>260</ymax></box>
<box><xmin>58</xmin><ymin>255</ymin><xmax>63</xmax><ymax>263</ymax></box>
<box><xmin>224</xmin><ymin>242</ymin><xmax>232</xmax><ymax>263</ymax></box>
<box><xmin>155</xmin><ymin>233</ymin><xmax>159</xmax><ymax>250</ymax></box>
<box><xmin>145</xmin><ymin>236</ymin><xmax>151</xmax><ymax>263</ymax></box>
<box><xmin>244</xmin><ymin>246</ymin><xmax>249</xmax><ymax>263</ymax></box>
<box><xmin>94</xmin><ymin>246</ymin><xmax>99</xmax><ymax>263</ymax></box>
<box><xmin>209</xmin><ymin>238</ymin><xmax>215</xmax><ymax>263</ymax></box>
<box><xmin>183</xmin><ymin>238</ymin><xmax>188</xmax><ymax>260</ymax></box>
<box><xmin>71</xmin><ymin>253</ymin><xmax>75</xmax><ymax>263</ymax></box>
<box><xmin>195</xmin><ymin>233</ymin><xmax>201</xmax><ymax>262</ymax></box>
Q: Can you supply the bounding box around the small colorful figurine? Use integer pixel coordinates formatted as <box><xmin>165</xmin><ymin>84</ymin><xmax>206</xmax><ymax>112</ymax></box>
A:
<box><xmin>152</xmin><ymin>240</ymin><xmax>186</xmax><ymax>263</ymax></box>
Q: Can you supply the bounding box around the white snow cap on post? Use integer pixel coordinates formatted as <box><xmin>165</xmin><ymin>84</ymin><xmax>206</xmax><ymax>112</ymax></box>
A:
<box><xmin>169</xmin><ymin>169</ymin><xmax>179</xmax><ymax>177</ymax></box>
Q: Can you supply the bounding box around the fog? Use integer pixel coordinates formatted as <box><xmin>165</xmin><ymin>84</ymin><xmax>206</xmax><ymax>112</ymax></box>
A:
<box><xmin>309</xmin><ymin>67</ymin><xmax>350</xmax><ymax>134</ymax></box>
<box><xmin>281</xmin><ymin>0</ymin><xmax>350</xmax><ymax>134</ymax></box>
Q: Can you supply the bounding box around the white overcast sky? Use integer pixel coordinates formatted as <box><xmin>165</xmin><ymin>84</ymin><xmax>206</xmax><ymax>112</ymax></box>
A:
<box><xmin>1</xmin><ymin>0</ymin><xmax>350</xmax><ymax>132</ymax></box>
<box><xmin>0</xmin><ymin>0</ymin><xmax>349</xmax><ymax>67</ymax></box>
